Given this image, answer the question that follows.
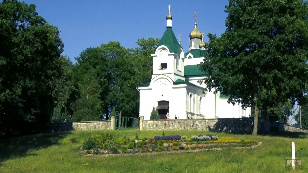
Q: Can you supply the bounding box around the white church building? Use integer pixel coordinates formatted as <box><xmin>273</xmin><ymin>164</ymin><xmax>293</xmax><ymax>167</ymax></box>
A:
<box><xmin>138</xmin><ymin>6</ymin><xmax>251</xmax><ymax>120</ymax></box>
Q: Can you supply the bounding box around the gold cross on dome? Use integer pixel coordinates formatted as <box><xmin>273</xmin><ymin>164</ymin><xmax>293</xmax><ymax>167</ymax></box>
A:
<box><xmin>194</xmin><ymin>12</ymin><xmax>197</xmax><ymax>23</ymax></box>
<box><xmin>168</xmin><ymin>5</ymin><xmax>171</xmax><ymax>13</ymax></box>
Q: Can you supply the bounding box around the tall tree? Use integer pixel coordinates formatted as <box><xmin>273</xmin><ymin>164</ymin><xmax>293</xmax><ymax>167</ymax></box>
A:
<box><xmin>201</xmin><ymin>0</ymin><xmax>308</xmax><ymax>135</ymax></box>
<box><xmin>0</xmin><ymin>0</ymin><xmax>64</xmax><ymax>134</ymax></box>
<box><xmin>51</xmin><ymin>56</ymin><xmax>76</xmax><ymax>122</ymax></box>
<box><xmin>72</xmin><ymin>38</ymin><xmax>159</xmax><ymax>121</ymax></box>
<box><xmin>73</xmin><ymin>47</ymin><xmax>108</xmax><ymax>121</ymax></box>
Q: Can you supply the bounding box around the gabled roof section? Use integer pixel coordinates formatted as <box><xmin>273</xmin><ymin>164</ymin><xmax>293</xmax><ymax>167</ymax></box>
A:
<box><xmin>185</xmin><ymin>49</ymin><xmax>206</xmax><ymax>58</ymax></box>
<box><xmin>137</xmin><ymin>82</ymin><xmax>150</xmax><ymax>87</ymax></box>
<box><xmin>173</xmin><ymin>79</ymin><xmax>203</xmax><ymax>88</ymax></box>
<box><xmin>158</xmin><ymin>27</ymin><xmax>181</xmax><ymax>53</ymax></box>
<box><xmin>173</xmin><ymin>79</ymin><xmax>186</xmax><ymax>85</ymax></box>
<box><xmin>184</xmin><ymin>65</ymin><xmax>207</xmax><ymax>77</ymax></box>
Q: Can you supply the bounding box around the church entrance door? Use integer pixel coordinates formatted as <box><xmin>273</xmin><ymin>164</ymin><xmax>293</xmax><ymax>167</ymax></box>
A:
<box><xmin>156</xmin><ymin>101</ymin><xmax>169</xmax><ymax>119</ymax></box>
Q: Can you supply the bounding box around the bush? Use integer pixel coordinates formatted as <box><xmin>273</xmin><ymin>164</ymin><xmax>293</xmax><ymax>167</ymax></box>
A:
<box><xmin>128</xmin><ymin>142</ymin><xmax>134</xmax><ymax>149</ymax></box>
<box><xmin>121</xmin><ymin>146</ymin><xmax>128</xmax><ymax>153</ymax></box>
<box><xmin>150</xmin><ymin>107</ymin><xmax>160</xmax><ymax>120</ymax></box>
<box><xmin>137</xmin><ymin>141</ymin><xmax>145</xmax><ymax>148</ymax></box>
<box><xmin>157</xmin><ymin>140</ymin><xmax>164</xmax><ymax>146</ymax></box>
<box><xmin>173</xmin><ymin>142</ymin><xmax>180</xmax><ymax>147</ymax></box>
<box><xmin>83</xmin><ymin>137</ymin><xmax>96</xmax><ymax>150</ymax></box>
<box><xmin>110</xmin><ymin>147</ymin><xmax>119</xmax><ymax>154</ymax></box>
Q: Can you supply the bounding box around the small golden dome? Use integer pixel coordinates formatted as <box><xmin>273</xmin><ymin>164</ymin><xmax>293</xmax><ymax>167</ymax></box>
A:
<box><xmin>200</xmin><ymin>41</ymin><xmax>205</xmax><ymax>48</ymax></box>
<box><xmin>166</xmin><ymin>13</ymin><xmax>172</xmax><ymax>20</ymax></box>
<box><xmin>190</xmin><ymin>23</ymin><xmax>202</xmax><ymax>39</ymax></box>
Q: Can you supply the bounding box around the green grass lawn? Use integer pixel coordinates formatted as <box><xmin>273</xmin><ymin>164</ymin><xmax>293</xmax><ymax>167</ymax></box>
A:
<box><xmin>0</xmin><ymin>129</ymin><xmax>307</xmax><ymax>173</ymax></box>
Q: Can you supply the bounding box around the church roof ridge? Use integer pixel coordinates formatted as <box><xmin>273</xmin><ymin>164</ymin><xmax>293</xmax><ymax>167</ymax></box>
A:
<box><xmin>184</xmin><ymin>65</ymin><xmax>207</xmax><ymax>77</ymax></box>
<box><xmin>158</xmin><ymin>27</ymin><xmax>181</xmax><ymax>53</ymax></box>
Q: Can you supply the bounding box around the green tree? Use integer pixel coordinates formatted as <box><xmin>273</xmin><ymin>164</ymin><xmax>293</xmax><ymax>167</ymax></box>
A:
<box><xmin>150</xmin><ymin>107</ymin><xmax>160</xmax><ymax>120</ymax></box>
<box><xmin>0</xmin><ymin>0</ymin><xmax>64</xmax><ymax>134</ymax></box>
<box><xmin>51</xmin><ymin>56</ymin><xmax>76</xmax><ymax>122</ymax></box>
<box><xmin>110</xmin><ymin>106</ymin><xmax>116</xmax><ymax>117</ymax></box>
<box><xmin>201</xmin><ymin>0</ymin><xmax>308</xmax><ymax>135</ymax></box>
<box><xmin>73</xmin><ymin>47</ymin><xmax>107</xmax><ymax>121</ymax></box>
<box><xmin>295</xmin><ymin>94</ymin><xmax>308</xmax><ymax>129</ymax></box>
<box><xmin>73</xmin><ymin>38</ymin><xmax>159</xmax><ymax>121</ymax></box>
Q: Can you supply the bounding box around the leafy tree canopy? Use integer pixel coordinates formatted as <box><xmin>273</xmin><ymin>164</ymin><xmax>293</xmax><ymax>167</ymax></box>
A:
<box><xmin>0</xmin><ymin>0</ymin><xmax>64</xmax><ymax>134</ymax></box>
<box><xmin>201</xmin><ymin>0</ymin><xmax>308</xmax><ymax>135</ymax></box>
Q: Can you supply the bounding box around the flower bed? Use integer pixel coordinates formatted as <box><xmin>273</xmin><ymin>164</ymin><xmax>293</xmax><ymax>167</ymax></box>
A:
<box><xmin>81</xmin><ymin>133</ymin><xmax>258</xmax><ymax>155</ymax></box>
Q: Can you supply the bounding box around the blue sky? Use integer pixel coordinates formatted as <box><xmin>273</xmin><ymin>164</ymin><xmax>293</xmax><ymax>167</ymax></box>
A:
<box><xmin>21</xmin><ymin>0</ymin><xmax>229</xmax><ymax>63</ymax></box>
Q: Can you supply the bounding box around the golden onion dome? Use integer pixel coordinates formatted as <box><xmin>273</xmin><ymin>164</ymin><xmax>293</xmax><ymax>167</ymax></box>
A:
<box><xmin>166</xmin><ymin>13</ymin><xmax>172</xmax><ymax>20</ymax></box>
<box><xmin>200</xmin><ymin>41</ymin><xmax>205</xmax><ymax>48</ymax></box>
<box><xmin>190</xmin><ymin>23</ymin><xmax>202</xmax><ymax>39</ymax></box>
<box><xmin>200</xmin><ymin>33</ymin><xmax>205</xmax><ymax>48</ymax></box>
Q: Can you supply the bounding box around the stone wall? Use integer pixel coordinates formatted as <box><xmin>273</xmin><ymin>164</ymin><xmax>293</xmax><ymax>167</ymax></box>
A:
<box><xmin>73</xmin><ymin>121</ymin><xmax>112</xmax><ymax>130</ymax></box>
<box><xmin>279</xmin><ymin>124</ymin><xmax>308</xmax><ymax>133</ymax></box>
<box><xmin>140</xmin><ymin>116</ymin><xmax>308</xmax><ymax>134</ymax></box>
<box><xmin>140</xmin><ymin>116</ymin><xmax>256</xmax><ymax>133</ymax></box>
<box><xmin>49</xmin><ymin>117</ymin><xmax>115</xmax><ymax>133</ymax></box>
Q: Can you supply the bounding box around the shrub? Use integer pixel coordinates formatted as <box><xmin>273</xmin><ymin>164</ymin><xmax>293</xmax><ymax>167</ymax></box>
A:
<box><xmin>102</xmin><ymin>142</ymin><xmax>109</xmax><ymax>149</ymax></box>
<box><xmin>135</xmin><ymin>133</ymin><xmax>139</xmax><ymax>140</ymax></box>
<box><xmin>150</xmin><ymin>107</ymin><xmax>160</xmax><ymax>120</ymax></box>
<box><xmin>128</xmin><ymin>142</ymin><xmax>134</xmax><ymax>149</ymax></box>
<box><xmin>137</xmin><ymin>141</ymin><xmax>145</xmax><ymax>148</ymax></box>
<box><xmin>83</xmin><ymin>137</ymin><xmax>96</xmax><ymax>150</ymax></box>
<box><xmin>121</xmin><ymin>146</ymin><xmax>128</xmax><ymax>153</ymax></box>
<box><xmin>110</xmin><ymin>147</ymin><xmax>119</xmax><ymax>154</ymax></box>
<box><xmin>173</xmin><ymin>142</ymin><xmax>180</xmax><ymax>147</ymax></box>
<box><xmin>156</xmin><ymin>146</ymin><xmax>165</xmax><ymax>152</ymax></box>
<box><xmin>157</xmin><ymin>140</ymin><xmax>164</xmax><ymax>146</ymax></box>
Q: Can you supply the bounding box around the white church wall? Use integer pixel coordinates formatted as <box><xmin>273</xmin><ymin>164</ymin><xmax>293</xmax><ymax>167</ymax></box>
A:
<box><xmin>170</xmin><ymin>86</ymin><xmax>187</xmax><ymax>119</ymax></box>
<box><xmin>216</xmin><ymin>93</ymin><xmax>251</xmax><ymax>118</ymax></box>
<box><xmin>139</xmin><ymin>88</ymin><xmax>154</xmax><ymax>120</ymax></box>
<box><xmin>201</xmin><ymin>91</ymin><xmax>216</xmax><ymax>119</ymax></box>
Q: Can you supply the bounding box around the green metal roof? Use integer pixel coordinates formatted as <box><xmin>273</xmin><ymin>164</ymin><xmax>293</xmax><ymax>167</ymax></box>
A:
<box><xmin>173</xmin><ymin>79</ymin><xmax>202</xmax><ymax>88</ymax></box>
<box><xmin>219</xmin><ymin>93</ymin><xmax>230</xmax><ymax>98</ymax></box>
<box><xmin>185</xmin><ymin>49</ymin><xmax>206</xmax><ymax>58</ymax></box>
<box><xmin>158</xmin><ymin>27</ymin><xmax>181</xmax><ymax>53</ymax></box>
<box><xmin>137</xmin><ymin>82</ymin><xmax>150</xmax><ymax>87</ymax></box>
<box><xmin>173</xmin><ymin>79</ymin><xmax>187</xmax><ymax>85</ymax></box>
<box><xmin>184</xmin><ymin>65</ymin><xmax>207</xmax><ymax>77</ymax></box>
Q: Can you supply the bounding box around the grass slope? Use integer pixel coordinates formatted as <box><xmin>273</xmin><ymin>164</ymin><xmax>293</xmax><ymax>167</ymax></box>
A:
<box><xmin>0</xmin><ymin>130</ymin><xmax>307</xmax><ymax>173</ymax></box>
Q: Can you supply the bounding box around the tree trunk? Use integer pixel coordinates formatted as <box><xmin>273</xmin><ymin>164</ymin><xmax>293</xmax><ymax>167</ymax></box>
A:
<box><xmin>252</xmin><ymin>104</ymin><xmax>259</xmax><ymax>135</ymax></box>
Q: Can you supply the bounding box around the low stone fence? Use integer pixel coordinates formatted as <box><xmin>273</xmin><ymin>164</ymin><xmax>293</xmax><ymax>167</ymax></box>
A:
<box><xmin>139</xmin><ymin>116</ymin><xmax>256</xmax><ymax>133</ymax></box>
<box><xmin>73</xmin><ymin>121</ymin><xmax>112</xmax><ymax>130</ymax></box>
<box><xmin>279</xmin><ymin>124</ymin><xmax>308</xmax><ymax>133</ymax></box>
<box><xmin>140</xmin><ymin>116</ymin><xmax>308</xmax><ymax>134</ymax></box>
<box><xmin>48</xmin><ymin>117</ymin><xmax>115</xmax><ymax>133</ymax></box>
